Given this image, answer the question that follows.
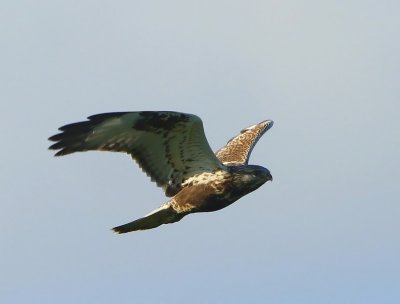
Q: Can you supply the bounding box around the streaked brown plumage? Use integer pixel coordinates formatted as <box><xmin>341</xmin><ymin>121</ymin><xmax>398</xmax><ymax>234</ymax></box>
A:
<box><xmin>49</xmin><ymin>111</ymin><xmax>273</xmax><ymax>233</ymax></box>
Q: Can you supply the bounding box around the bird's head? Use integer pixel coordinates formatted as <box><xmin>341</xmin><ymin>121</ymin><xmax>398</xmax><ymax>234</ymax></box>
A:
<box><xmin>230</xmin><ymin>164</ymin><xmax>272</xmax><ymax>193</ymax></box>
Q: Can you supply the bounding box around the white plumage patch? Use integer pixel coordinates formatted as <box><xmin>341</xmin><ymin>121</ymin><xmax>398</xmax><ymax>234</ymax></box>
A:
<box><xmin>182</xmin><ymin>170</ymin><xmax>229</xmax><ymax>187</ymax></box>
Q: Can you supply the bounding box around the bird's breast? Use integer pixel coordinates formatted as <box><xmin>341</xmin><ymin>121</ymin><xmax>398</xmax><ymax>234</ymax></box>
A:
<box><xmin>173</xmin><ymin>171</ymin><xmax>244</xmax><ymax>213</ymax></box>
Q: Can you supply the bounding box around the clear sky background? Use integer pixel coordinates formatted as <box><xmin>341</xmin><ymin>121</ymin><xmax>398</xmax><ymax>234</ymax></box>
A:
<box><xmin>1</xmin><ymin>1</ymin><xmax>399</xmax><ymax>303</ymax></box>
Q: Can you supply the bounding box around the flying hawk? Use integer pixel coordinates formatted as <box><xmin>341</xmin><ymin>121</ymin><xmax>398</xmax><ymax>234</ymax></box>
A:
<box><xmin>49</xmin><ymin>111</ymin><xmax>274</xmax><ymax>233</ymax></box>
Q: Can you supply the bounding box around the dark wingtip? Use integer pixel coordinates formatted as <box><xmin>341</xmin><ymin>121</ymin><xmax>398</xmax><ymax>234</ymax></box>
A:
<box><xmin>48</xmin><ymin>132</ymin><xmax>65</xmax><ymax>142</ymax></box>
<box><xmin>47</xmin><ymin>149</ymin><xmax>70</xmax><ymax>157</ymax></box>
<box><xmin>263</xmin><ymin>120</ymin><xmax>274</xmax><ymax>131</ymax></box>
<box><xmin>48</xmin><ymin>139</ymin><xmax>72</xmax><ymax>156</ymax></box>
<box><xmin>48</xmin><ymin>112</ymin><xmax>130</xmax><ymax>157</ymax></box>
<box><xmin>54</xmin><ymin>150</ymin><xmax>71</xmax><ymax>157</ymax></box>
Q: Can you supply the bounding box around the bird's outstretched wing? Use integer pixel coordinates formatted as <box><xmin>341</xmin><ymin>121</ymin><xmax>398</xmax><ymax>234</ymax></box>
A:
<box><xmin>215</xmin><ymin>120</ymin><xmax>273</xmax><ymax>165</ymax></box>
<box><xmin>49</xmin><ymin>111</ymin><xmax>223</xmax><ymax>196</ymax></box>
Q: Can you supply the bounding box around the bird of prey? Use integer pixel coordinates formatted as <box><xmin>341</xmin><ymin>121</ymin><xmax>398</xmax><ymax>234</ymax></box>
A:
<box><xmin>49</xmin><ymin>111</ymin><xmax>273</xmax><ymax>233</ymax></box>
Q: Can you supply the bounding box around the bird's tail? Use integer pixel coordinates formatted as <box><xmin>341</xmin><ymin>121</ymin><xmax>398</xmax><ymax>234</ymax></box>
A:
<box><xmin>112</xmin><ymin>203</ymin><xmax>184</xmax><ymax>234</ymax></box>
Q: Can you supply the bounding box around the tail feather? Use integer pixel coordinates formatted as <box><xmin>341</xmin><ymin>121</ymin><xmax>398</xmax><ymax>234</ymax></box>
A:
<box><xmin>112</xmin><ymin>204</ymin><xmax>184</xmax><ymax>234</ymax></box>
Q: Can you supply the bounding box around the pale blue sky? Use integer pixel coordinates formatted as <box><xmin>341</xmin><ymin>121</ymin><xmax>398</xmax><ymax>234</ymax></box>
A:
<box><xmin>1</xmin><ymin>1</ymin><xmax>399</xmax><ymax>303</ymax></box>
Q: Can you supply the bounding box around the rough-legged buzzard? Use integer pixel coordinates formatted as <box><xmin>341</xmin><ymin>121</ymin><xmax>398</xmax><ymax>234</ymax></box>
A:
<box><xmin>49</xmin><ymin>111</ymin><xmax>273</xmax><ymax>233</ymax></box>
